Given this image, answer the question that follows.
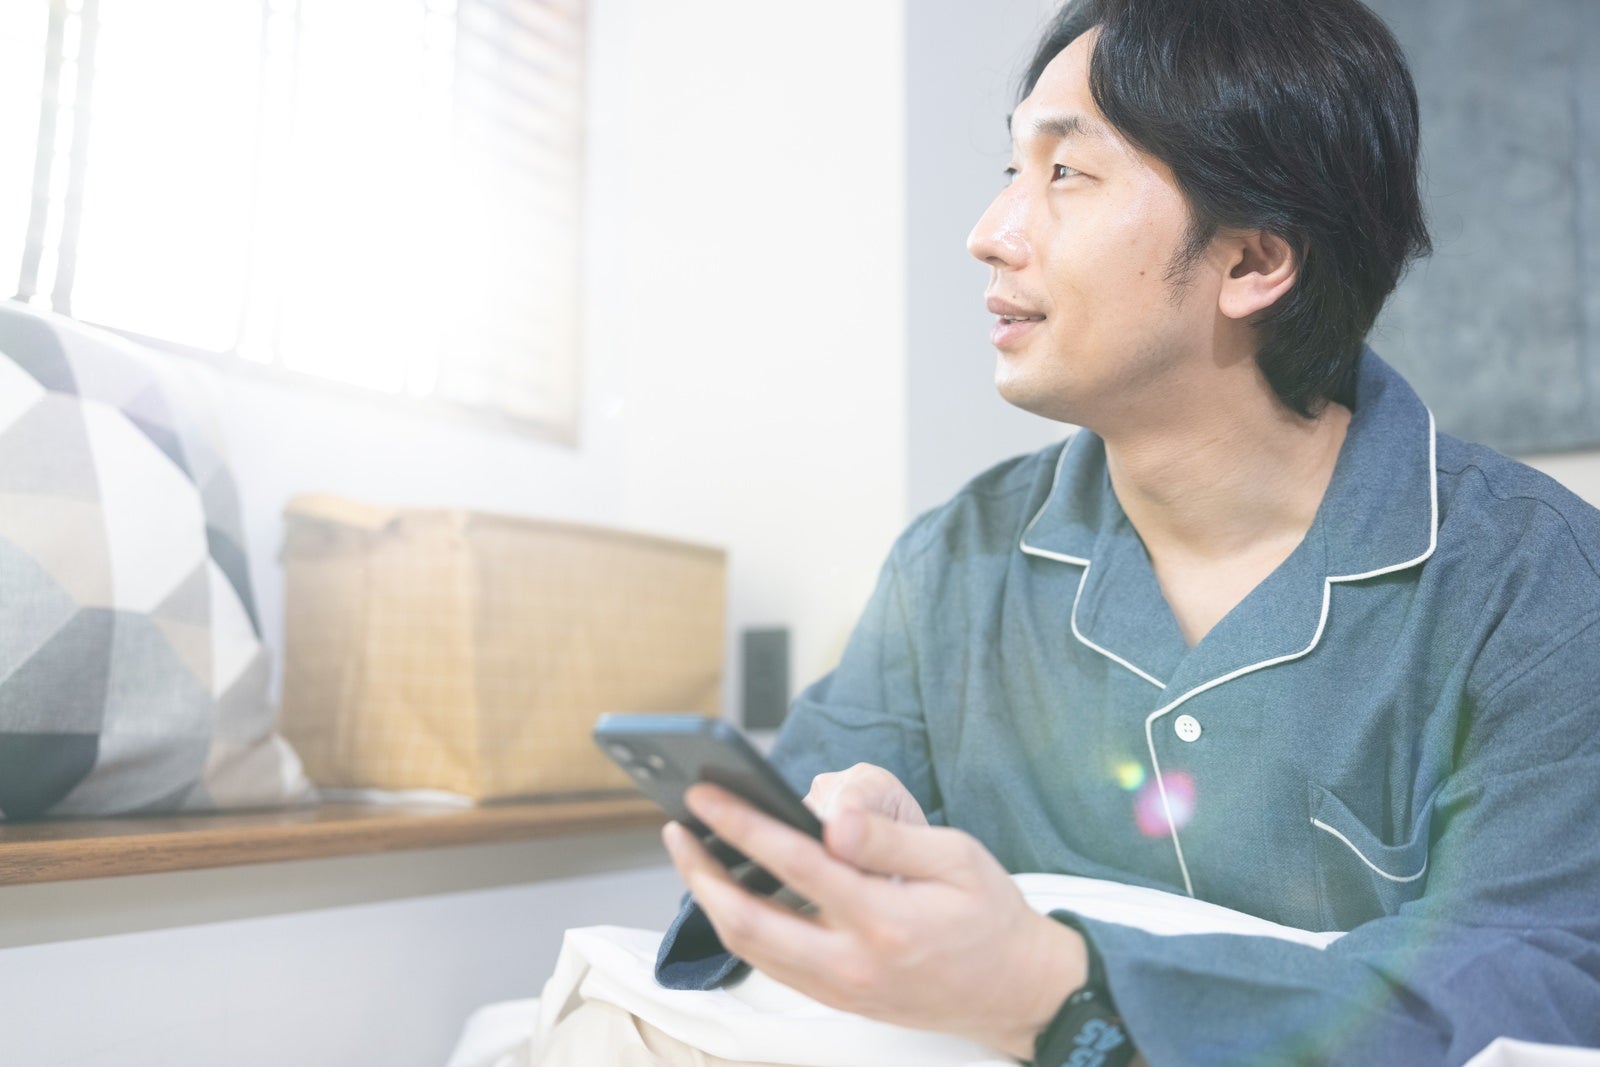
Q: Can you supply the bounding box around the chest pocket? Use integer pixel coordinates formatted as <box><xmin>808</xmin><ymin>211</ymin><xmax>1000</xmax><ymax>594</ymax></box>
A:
<box><xmin>1310</xmin><ymin>784</ymin><xmax>1435</xmax><ymax>930</ymax></box>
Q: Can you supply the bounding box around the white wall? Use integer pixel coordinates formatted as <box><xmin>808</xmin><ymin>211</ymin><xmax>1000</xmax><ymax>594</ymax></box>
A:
<box><xmin>0</xmin><ymin>832</ymin><xmax>683</xmax><ymax>1067</ymax></box>
<box><xmin>230</xmin><ymin>0</ymin><xmax>908</xmax><ymax>712</ymax></box>
<box><xmin>0</xmin><ymin>2</ymin><xmax>908</xmax><ymax>1065</ymax></box>
<box><xmin>1523</xmin><ymin>451</ymin><xmax>1600</xmax><ymax>509</ymax></box>
<box><xmin>904</xmin><ymin>0</ymin><xmax>1069</xmax><ymax>518</ymax></box>
<box><xmin>607</xmin><ymin>0</ymin><xmax>907</xmax><ymax>685</ymax></box>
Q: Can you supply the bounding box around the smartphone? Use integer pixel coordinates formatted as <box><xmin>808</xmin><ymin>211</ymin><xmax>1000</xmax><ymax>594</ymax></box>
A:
<box><xmin>593</xmin><ymin>712</ymin><xmax>822</xmax><ymax>909</ymax></box>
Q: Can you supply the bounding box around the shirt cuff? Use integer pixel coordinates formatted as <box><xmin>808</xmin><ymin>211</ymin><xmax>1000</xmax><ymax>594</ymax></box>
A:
<box><xmin>654</xmin><ymin>892</ymin><xmax>750</xmax><ymax>990</ymax></box>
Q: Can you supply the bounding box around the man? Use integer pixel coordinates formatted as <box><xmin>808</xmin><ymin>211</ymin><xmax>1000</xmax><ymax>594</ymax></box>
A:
<box><xmin>654</xmin><ymin>0</ymin><xmax>1600</xmax><ymax>1063</ymax></box>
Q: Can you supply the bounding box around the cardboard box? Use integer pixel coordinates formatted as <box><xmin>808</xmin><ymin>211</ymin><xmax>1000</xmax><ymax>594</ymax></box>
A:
<box><xmin>278</xmin><ymin>494</ymin><xmax>725</xmax><ymax>800</ymax></box>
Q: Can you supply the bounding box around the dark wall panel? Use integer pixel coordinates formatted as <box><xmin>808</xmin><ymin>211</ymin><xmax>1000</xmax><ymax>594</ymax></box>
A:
<box><xmin>1367</xmin><ymin>0</ymin><xmax>1598</xmax><ymax>453</ymax></box>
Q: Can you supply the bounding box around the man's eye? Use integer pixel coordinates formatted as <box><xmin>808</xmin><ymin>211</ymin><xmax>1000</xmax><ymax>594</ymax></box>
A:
<box><xmin>1003</xmin><ymin>164</ymin><xmax>1079</xmax><ymax>186</ymax></box>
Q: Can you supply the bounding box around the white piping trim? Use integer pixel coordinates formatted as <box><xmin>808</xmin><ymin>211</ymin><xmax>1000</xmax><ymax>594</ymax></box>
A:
<box><xmin>1020</xmin><ymin>433</ymin><xmax>1168</xmax><ymax>690</ymax></box>
<box><xmin>1141</xmin><ymin>408</ymin><xmax>1440</xmax><ymax>898</ymax></box>
<box><xmin>1018</xmin><ymin>430</ymin><xmax>1080</xmax><ymax>555</ymax></box>
<box><xmin>1326</xmin><ymin>410</ymin><xmax>1439</xmax><ymax>583</ymax></box>
<box><xmin>1070</xmin><ymin>562</ymin><xmax>1168</xmax><ymax>689</ymax></box>
<box><xmin>1310</xmin><ymin>818</ymin><xmax>1428</xmax><ymax>883</ymax></box>
<box><xmin>1017</xmin><ymin>411</ymin><xmax>1439</xmax><ymax>898</ymax></box>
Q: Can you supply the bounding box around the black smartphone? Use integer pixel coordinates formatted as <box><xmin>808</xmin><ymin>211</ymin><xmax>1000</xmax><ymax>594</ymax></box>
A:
<box><xmin>593</xmin><ymin>712</ymin><xmax>822</xmax><ymax>908</ymax></box>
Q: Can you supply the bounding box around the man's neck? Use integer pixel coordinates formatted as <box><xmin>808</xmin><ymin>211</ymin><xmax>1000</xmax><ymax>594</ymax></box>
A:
<box><xmin>1100</xmin><ymin>384</ymin><xmax>1351</xmax><ymax>567</ymax></box>
<box><xmin>1096</xmin><ymin>376</ymin><xmax>1351</xmax><ymax>648</ymax></box>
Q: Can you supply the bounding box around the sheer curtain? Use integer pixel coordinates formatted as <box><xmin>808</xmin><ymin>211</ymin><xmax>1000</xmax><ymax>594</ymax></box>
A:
<box><xmin>5</xmin><ymin>0</ymin><xmax>586</xmax><ymax>440</ymax></box>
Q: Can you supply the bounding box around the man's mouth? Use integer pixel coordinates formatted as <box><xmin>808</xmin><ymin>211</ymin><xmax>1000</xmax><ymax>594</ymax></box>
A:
<box><xmin>989</xmin><ymin>312</ymin><xmax>1045</xmax><ymax>350</ymax></box>
<box><xmin>986</xmin><ymin>295</ymin><xmax>1046</xmax><ymax>322</ymax></box>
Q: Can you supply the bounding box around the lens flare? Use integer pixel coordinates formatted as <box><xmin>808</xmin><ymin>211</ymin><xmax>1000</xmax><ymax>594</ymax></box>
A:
<box><xmin>1114</xmin><ymin>761</ymin><xmax>1146</xmax><ymax>792</ymax></box>
<box><xmin>1133</xmin><ymin>771</ymin><xmax>1196</xmax><ymax>837</ymax></box>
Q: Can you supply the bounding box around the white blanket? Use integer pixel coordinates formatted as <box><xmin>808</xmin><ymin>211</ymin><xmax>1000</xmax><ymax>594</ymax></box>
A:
<box><xmin>532</xmin><ymin>873</ymin><xmax>1340</xmax><ymax>1066</ymax></box>
<box><xmin>446</xmin><ymin>874</ymin><xmax>1599</xmax><ymax>1067</ymax></box>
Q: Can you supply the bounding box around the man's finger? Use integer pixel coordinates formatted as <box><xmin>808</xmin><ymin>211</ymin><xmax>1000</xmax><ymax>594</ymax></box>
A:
<box><xmin>825</xmin><ymin>806</ymin><xmax>981</xmax><ymax>882</ymax></box>
<box><xmin>684</xmin><ymin>783</ymin><xmax>881</xmax><ymax>922</ymax></box>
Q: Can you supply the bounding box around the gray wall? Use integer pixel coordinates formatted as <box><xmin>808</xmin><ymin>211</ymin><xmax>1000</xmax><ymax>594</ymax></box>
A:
<box><xmin>904</xmin><ymin>0</ymin><xmax>1600</xmax><ymax>511</ymax></box>
<box><xmin>904</xmin><ymin>0</ymin><xmax>1067</xmax><ymax>519</ymax></box>
<box><xmin>1368</xmin><ymin>0</ymin><xmax>1600</xmax><ymax>454</ymax></box>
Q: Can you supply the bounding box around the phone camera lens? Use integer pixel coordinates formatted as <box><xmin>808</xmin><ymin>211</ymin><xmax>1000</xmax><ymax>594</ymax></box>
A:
<box><xmin>606</xmin><ymin>743</ymin><xmax>635</xmax><ymax>763</ymax></box>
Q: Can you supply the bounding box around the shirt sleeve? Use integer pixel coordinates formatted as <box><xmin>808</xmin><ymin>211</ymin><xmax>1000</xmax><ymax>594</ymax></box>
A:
<box><xmin>655</xmin><ymin>540</ymin><xmax>938</xmax><ymax>990</ymax></box>
<box><xmin>1062</xmin><ymin>614</ymin><xmax>1600</xmax><ymax>1066</ymax></box>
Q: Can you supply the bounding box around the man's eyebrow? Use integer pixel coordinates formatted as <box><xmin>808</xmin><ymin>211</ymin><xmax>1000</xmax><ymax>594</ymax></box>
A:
<box><xmin>1004</xmin><ymin>112</ymin><xmax>1102</xmax><ymax>144</ymax></box>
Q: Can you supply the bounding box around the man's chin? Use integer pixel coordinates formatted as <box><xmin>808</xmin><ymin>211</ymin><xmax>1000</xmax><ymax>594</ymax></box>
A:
<box><xmin>994</xmin><ymin>371</ymin><xmax>1077</xmax><ymax>424</ymax></box>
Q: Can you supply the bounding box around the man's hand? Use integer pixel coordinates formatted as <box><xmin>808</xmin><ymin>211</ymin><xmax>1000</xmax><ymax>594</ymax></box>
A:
<box><xmin>803</xmin><ymin>762</ymin><xmax>928</xmax><ymax>826</ymax></box>
<box><xmin>663</xmin><ymin>781</ymin><xmax>1088</xmax><ymax>1060</ymax></box>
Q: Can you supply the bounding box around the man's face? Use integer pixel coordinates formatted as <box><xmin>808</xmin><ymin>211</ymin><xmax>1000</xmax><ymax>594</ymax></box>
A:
<box><xmin>967</xmin><ymin>30</ymin><xmax>1220</xmax><ymax>428</ymax></box>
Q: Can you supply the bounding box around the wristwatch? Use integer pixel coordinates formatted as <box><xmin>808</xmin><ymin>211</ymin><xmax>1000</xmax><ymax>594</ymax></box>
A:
<box><xmin>1029</xmin><ymin>916</ymin><xmax>1136</xmax><ymax>1067</ymax></box>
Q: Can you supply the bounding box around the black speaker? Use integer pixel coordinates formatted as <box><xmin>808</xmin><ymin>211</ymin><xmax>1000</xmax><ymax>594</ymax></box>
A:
<box><xmin>741</xmin><ymin>627</ymin><xmax>791</xmax><ymax>731</ymax></box>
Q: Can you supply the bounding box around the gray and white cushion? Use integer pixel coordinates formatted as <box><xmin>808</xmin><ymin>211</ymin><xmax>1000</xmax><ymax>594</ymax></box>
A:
<box><xmin>0</xmin><ymin>299</ymin><xmax>313</xmax><ymax>819</ymax></box>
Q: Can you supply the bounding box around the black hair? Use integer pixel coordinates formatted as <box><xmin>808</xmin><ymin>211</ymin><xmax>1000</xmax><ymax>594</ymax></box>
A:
<box><xmin>1022</xmin><ymin>0</ymin><xmax>1432</xmax><ymax>416</ymax></box>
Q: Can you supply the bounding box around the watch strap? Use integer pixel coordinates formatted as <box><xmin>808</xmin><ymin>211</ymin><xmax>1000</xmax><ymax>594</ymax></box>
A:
<box><xmin>1030</xmin><ymin>914</ymin><xmax>1135</xmax><ymax>1067</ymax></box>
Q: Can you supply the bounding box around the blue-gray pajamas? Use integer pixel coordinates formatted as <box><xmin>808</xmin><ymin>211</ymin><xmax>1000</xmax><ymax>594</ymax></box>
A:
<box><xmin>656</xmin><ymin>351</ymin><xmax>1600</xmax><ymax>1066</ymax></box>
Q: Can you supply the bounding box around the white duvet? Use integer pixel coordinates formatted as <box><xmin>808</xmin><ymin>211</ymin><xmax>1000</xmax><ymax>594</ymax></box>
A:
<box><xmin>445</xmin><ymin>874</ymin><xmax>1598</xmax><ymax>1067</ymax></box>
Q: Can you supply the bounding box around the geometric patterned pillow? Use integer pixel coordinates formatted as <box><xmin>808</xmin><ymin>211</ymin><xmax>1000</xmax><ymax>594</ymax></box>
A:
<box><xmin>0</xmin><ymin>299</ymin><xmax>314</xmax><ymax>819</ymax></box>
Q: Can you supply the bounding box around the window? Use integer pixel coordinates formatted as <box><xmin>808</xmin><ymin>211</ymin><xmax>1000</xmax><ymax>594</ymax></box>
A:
<box><xmin>3</xmin><ymin>0</ymin><xmax>587</xmax><ymax>441</ymax></box>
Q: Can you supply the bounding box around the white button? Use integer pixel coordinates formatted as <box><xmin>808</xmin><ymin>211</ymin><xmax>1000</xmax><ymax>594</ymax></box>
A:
<box><xmin>1174</xmin><ymin>715</ymin><xmax>1202</xmax><ymax>742</ymax></box>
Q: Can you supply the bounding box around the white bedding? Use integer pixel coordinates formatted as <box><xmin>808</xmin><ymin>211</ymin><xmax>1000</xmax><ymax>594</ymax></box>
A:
<box><xmin>445</xmin><ymin>874</ymin><xmax>1600</xmax><ymax>1067</ymax></box>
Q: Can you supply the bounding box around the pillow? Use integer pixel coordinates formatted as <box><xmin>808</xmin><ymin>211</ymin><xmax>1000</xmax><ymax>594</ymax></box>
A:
<box><xmin>0</xmin><ymin>299</ymin><xmax>314</xmax><ymax>819</ymax></box>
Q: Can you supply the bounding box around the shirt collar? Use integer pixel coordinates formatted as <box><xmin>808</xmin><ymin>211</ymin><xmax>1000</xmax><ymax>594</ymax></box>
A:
<box><xmin>1316</xmin><ymin>348</ymin><xmax>1438</xmax><ymax>579</ymax></box>
<box><xmin>1019</xmin><ymin>347</ymin><xmax>1437</xmax><ymax>582</ymax></box>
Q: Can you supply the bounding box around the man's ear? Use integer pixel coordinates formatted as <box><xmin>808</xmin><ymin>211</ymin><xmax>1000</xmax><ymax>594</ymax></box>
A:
<box><xmin>1218</xmin><ymin>231</ymin><xmax>1298</xmax><ymax>321</ymax></box>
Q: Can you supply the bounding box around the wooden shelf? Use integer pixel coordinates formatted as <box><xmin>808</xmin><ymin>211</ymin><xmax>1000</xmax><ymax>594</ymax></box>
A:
<box><xmin>0</xmin><ymin>794</ymin><xmax>665</xmax><ymax>886</ymax></box>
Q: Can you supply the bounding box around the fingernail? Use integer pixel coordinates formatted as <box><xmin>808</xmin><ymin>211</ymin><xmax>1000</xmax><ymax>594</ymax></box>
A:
<box><xmin>819</xmin><ymin>792</ymin><xmax>840</xmax><ymax>822</ymax></box>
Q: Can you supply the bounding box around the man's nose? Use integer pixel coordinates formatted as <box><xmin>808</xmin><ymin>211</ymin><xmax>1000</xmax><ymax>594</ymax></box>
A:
<box><xmin>966</xmin><ymin>186</ymin><xmax>1029</xmax><ymax>270</ymax></box>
